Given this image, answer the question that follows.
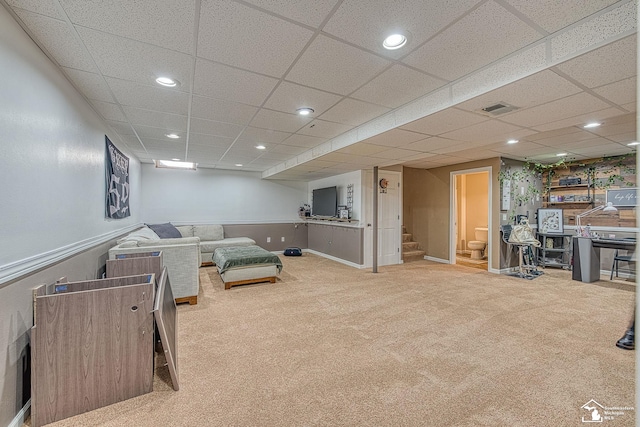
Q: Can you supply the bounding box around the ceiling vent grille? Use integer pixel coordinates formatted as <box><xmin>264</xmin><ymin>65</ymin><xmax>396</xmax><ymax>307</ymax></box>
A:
<box><xmin>480</xmin><ymin>102</ymin><xmax>518</xmax><ymax>116</ymax></box>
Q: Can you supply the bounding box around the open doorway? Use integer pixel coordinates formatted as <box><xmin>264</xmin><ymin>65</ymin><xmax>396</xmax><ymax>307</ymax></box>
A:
<box><xmin>450</xmin><ymin>168</ymin><xmax>491</xmax><ymax>271</ymax></box>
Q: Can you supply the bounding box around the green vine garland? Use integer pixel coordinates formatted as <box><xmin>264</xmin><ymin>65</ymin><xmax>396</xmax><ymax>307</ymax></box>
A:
<box><xmin>498</xmin><ymin>153</ymin><xmax>636</xmax><ymax>223</ymax></box>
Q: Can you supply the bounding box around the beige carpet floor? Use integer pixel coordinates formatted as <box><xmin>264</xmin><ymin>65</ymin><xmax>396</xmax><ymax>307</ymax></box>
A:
<box><xmin>28</xmin><ymin>255</ymin><xmax>635</xmax><ymax>426</ymax></box>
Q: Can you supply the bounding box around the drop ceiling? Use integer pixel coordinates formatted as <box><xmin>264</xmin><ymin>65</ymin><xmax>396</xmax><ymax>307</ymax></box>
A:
<box><xmin>2</xmin><ymin>0</ymin><xmax>636</xmax><ymax>181</ymax></box>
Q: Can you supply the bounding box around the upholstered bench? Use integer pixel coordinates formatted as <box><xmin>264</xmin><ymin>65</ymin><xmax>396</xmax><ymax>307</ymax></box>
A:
<box><xmin>212</xmin><ymin>245</ymin><xmax>283</xmax><ymax>289</ymax></box>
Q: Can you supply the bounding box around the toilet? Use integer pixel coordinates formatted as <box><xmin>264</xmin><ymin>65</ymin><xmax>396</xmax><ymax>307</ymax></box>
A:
<box><xmin>468</xmin><ymin>227</ymin><xmax>488</xmax><ymax>260</ymax></box>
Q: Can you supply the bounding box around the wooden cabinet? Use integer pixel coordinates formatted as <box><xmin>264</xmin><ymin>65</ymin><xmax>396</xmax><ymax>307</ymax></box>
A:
<box><xmin>31</xmin><ymin>256</ymin><xmax>179</xmax><ymax>427</ymax></box>
<box><xmin>31</xmin><ymin>274</ymin><xmax>156</xmax><ymax>427</ymax></box>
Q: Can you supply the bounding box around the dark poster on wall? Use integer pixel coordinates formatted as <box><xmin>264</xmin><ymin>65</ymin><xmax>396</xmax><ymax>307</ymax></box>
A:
<box><xmin>105</xmin><ymin>136</ymin><xmax>130</xmax><ymax>219</ymax></box>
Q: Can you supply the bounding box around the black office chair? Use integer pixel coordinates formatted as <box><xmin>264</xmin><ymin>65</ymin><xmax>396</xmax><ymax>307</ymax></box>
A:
<box><xmin>501</xmin><ymin>224</ymin><xmax>541</xmax><ymax>279</ymax></box>
<box><xmin>610</xmin><ymin>249</ymin><xmax>635</xmax><ymax>280</ymax></box>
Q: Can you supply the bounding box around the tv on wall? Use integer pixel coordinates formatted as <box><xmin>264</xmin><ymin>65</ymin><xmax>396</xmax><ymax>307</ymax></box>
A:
<box><xmin>312</xmin><ymin>186</ymin><xmax>338</xmax><ymax>217</ymax></box>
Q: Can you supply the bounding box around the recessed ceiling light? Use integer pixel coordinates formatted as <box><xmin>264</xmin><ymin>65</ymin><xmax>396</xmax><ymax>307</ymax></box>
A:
<box><xmin>297</xmin><ymin>107</ymin><xmax>314</xmax><ymax>116</ymax></box>
<box><xmin>627</xmin><ymin>142</ymin><xmax>639</xmax><ymax>146</ymax></box>
<box><xmin>556</xmin><ymin>152</ymin><xmax>567</xmax><ymax>157</ymax></box>
<box><xmin>165</xmin><ymin>133</ymin><xmax>180</xmax><ymax>139</ymax></box>
<box><xmin>256</xmin><ymin>145</ymin><xmax>266</xmax><ymax>150</ymax></box>
<box><xmin>584</xmin><ymin>122</ymin><xmax>601</xmax><ymax>128</ymax></box>
<box><xmin>171</xmin><ymin>158</ymin><xmax>180</xmax><ymax>161</ymax></box>
<box><xmin>383</xmin><ymin>33</ymin><xmax>407</xmax><ymax>50</ymax></box>
<box><xmin>155</xmin><ymin>77</ymin><xmax>177</xmax><ymax>87</ymax></box>
<box><xmin>507</xmin><ymin>139</ymin><xmax>519</xmax><ymax>144</ymax></box>
<box><xmin>235</xmin><ymin>163</ymin><xmax>243</xmax><ymax>167</ymax></box>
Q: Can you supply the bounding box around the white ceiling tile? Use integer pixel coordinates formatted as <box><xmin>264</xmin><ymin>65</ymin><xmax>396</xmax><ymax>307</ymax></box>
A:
<box><xmin>529</xmin><ymin>107</ymin><xmax>624</xmax><ymax>132</ymax></box>
<box><xmin>553</xmin><ymin>137</ymin><xmax>613</xmax><ymax>151</ymax></box>
<box><xmin>593</xmin><ymin>76</ymin><xmax>636</xmax><ymax>106</ymax></box>
<box><xmin>90</xmin><ymin>100</ymin><xmax>125</xmax><ymax>122</ymax></box>
<box><xmin>191</xmin><ymin>96</ymin><xmax>258</xmax><ymax>125</ymax></box>
<box><xmin>186</xmin><ymin>144</ymin><xmax>228</xmax><ymax>156</ymax></box>
<box><xmin>499</xmin><ymin>93</ymin><xmax>612</xmax><ymax>128</ymax></box>
<box><xmin>361</xmin><ymin>129</ymin><xmax>426</xmax><ymax>147</ymax></box>
<box><xmin>281</xmin><ymin>134</ymin><xmax>327</xmax><ymax>148</ymax></box>
<box><xmin>13</xmin><ymin>9</ymin><xmax>97</xmax><ymax>72</ymax></box>
<box><xmin>606</xmin><ymin>132</ymin><xmax>636</xmax><ymax>144</ymax></box>
<box><xmin>134</xmin><ymin>125</ymin><xmax>186</xmax><ymax>140</ymax></box>
<box><xmin>550</xmin><ymin>2</ymin><xmax>636</xmax><ymax>63</ymax></box>
<box><xmin>403</xmin><ymin>136</ymin><xmax>465</xmax><ymax>152</ymax></box>
<box><xmin>264</xmin><ymin>81</ymin><xmax>343</xmax><ymax>115</ymax></box>
<box><xmin>238</xmin><ymin>127</ymin><xmax>292</xmax><ymax>144</ymax></box>
<box><xmin>287</xmin><ymin>35</ymin><xmax>391</xmax><ymax>95</ymax></box>
<box><xmin>429</xmin><ymin>141</ymin><xmax>487</xmax><ymax>155</ymax></box>
<box><xmin>351</xmin><ymin>64</ymin><xmax>447</xmax><ymax>109</ymax></box>
<box><xmin>188</xmin><ymin>133</ymin><xmax>235</xmax><ymax>149</ymax></box>
<box><xmin>400</xmin><ymin>109</ymin><xmax>487</xmax><ymax>135</ymax></box>
<box><xmin>7</xmin><ymin>0</ymin><xmax>64</xmax><ymax>19</ymax></box>
<box><xmin>59</xmin><ymin>0</ymin><xmax>195</xmax><ymax>53</ymax></box>
<box><xmin>105</xmin><ymin>78</ymin><xmax>190</xmax><ymax>115</ymax></box>
<box><xmin>266</xmin><ymin>144</ymin><xmax>307</xmax><ymax>156</ymax></box>
<box><xmin>504</xmin><ymin>0</ymin><xmax>619</xmax><ymax>33</ymax></box>
<box><xmin>241</xmin><ymin>0</ymin><xmax>339</xmax><ymax>27</ymax></box>
<box><xmin>122</xmin><ymin>107</ymin><xmax>187</xmax><ymax>131</ymax></box>
<box><xmin>403</xmin><ymin>1</ymin><xmax>542</xmax><ymax>81</ymax></box>
<box><xmin>297</xmin><ymin>119</ymin><xmax>353</xmax><ymax>139</ymax></box>
<box><xmin>336</xmin><ymin>143</ymin><xmax>390</xmax><ymax>156</ymax></box>
<box><xmin>189</xmin><ymin>118</ymin><xmax>244</xmax><ymax>139</ymax></box>
<box><xmin>455</xmin><ymin>70</ymin><xmax>582</xmax><ymax>113</ymax></box>
<box><xmin>250</xmin><ymin>109</ymin><xmax>311</xmax><ymax>133</ymax></box>
<box><xmin>530</xmin><ymin>129</ymin><xmax>602</xmax><ymax>146</ymax></box>
<box><xmin>318</xmin><ymin>98</ymin><xmax>391</xmax><ymax>126</ymax></box>
<box><xmin>371</xmin><ymin>148</ymin><xmax>422</xmax><ymax>160</ymax></box>
<box><xmin>105</xmin><ymin>120</ymin><xmax>135</xmax><ymax>135</ymax></box>
<box><xmin>76</xmin><ymin>27</ymin><xmax>193</xmax><ymax>88</ymax></box>
<box><xmin>193</xmin><ymin>58</ymin><xmax>279</xmax><ymax>106</ymax></box>
<box><xmin>440</xmin><ymin>120</ymin><xmax>527</xmax><ymax>143</ymax></box>
<box><xmin>198</xmin><ymin>0</ymin><xmax>313</xmax><ymax>77</ymax></box>
<box><xmin>324</xmin><ymin>0</ymin><xmax>482</xmax><ymax>57</ymax></box>
<box><xmin>556</xmin><ymin>35</ymin><xmax>636</xmax><ymax>88</ymax></box>
<box><xmin>62</xmin><ymin>67</ymin><xmax>113</xmax><ymax>102</ymax></box>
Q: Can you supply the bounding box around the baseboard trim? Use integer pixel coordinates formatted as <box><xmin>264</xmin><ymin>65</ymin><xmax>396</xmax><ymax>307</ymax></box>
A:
<box><xmin>0</xmin><ymin>224</ymin><xmax>142</xmax><ymax>287</ymax></box>
<box><xmin>9</xmin><ymin>399</ymin><xmax>30</xmax><ymax>427</ymax></box>
<box><xmin>304</xmin><ymin>249</ymin><xmax>364</xmax><ymax>269</ymax></box>
<box><xmin>424</xmin><ymin>256</ymin><xmax>449</xmax><ymax>264</ymax></box>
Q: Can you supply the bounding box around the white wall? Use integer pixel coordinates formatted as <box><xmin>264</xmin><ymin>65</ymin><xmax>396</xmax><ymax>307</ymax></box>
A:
<box><xmin>0</xmin><ymin>11</ymin><xmax>141</xmax><ymax>280</ymax></box>
<box><xmin>308</xmin><ymin>170</ymin><xmax>362</xmax><ymax>221</ymax></box>
<box><xmin>141</xmin><ymin>164</ymin><xmax>307</xmax><ymax>223</ymax></box>
<box><xmin>0</xmin><ymin>6</ymin><xmax>141</xmax><ymax>425</ymax></box>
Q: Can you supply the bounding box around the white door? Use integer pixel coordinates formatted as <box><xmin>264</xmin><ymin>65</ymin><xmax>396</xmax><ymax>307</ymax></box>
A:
<box><xmin>378</xmin><ymin>172</ymin><xmax>401</xmax><ymax>266</ymax></box>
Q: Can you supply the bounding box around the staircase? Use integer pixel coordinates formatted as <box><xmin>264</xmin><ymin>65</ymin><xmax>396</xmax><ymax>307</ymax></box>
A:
<box><xmin>402</xmin><ymin>226</ymin><xmax>426</xmax><ymax>262</ymax></box>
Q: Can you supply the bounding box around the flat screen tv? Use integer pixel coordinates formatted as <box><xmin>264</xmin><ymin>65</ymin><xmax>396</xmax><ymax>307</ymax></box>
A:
<box><xmin>312</xmin><ymin>186</ymin><xmax>338</xmax><ymax>217</ymax></box>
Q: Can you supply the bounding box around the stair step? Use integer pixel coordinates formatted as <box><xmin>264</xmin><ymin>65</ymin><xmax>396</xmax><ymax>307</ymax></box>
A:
<box><xmin>402</xmin><ymin>233</ymin><xmax>412</xmax><ymax>242</ymax></box>
<box><xmin>402</xmin><ymin>250</ymin><xmax>426</xmax><ymax>262</ymax></box>
<box><xmin>403</xmin><ymin>241</ymin><xmax>419</xmax><ymax>250</ymax></box>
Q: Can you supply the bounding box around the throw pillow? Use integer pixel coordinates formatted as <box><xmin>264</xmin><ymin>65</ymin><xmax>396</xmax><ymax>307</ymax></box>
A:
<box><xmin>146</xmin><ymin>223</ymin><xmax>182</xmax><ymax>239</ymax></box>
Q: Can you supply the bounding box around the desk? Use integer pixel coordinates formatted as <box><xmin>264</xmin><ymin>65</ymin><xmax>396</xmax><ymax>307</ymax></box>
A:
<box><xmin>572</xmin><ymin>237</ymin><xmax>636</xmax><ymax>282</ymax></box>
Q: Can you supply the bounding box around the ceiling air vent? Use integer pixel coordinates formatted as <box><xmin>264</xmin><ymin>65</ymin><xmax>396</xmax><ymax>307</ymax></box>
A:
<box><xmin>480</xmin><ymin>102</ymin><xmax>518</xmax><ymax>116</ymax></box>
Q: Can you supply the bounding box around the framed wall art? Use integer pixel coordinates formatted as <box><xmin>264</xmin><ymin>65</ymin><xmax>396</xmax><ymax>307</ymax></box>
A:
<box><xmin>537</xmin><ymin>208</ymin><xmax>563</xmax><ymax>234</ymax></box>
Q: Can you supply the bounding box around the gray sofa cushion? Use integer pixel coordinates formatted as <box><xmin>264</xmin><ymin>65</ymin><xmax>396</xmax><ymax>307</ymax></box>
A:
<box><xmin>176</xmin><ymin>225</ymin><xmax>194</xmax><ymax>237</ymax></box>
<box><xmin>138</xmin><ymin>236</ymin><xmax>200</xmax><ymax>246</ymax></box>
<box><xmin>194</xmin><ymin>224</ymin><xmax>224</xmax><ymax>241</ymax></box>
<box><xmin>147</xmin><ymin>223</ymin><xmax>182</xmax><ymax>238</ymax></box>
<box><xmin>200</xmin><ymin>237</ymin><xmax>256</xmax><ymax>254</ymax></box>
<box><xmin>116</xmin><ymin>226</ymin><xmax>159</xmax><ymax>244</ymax></box>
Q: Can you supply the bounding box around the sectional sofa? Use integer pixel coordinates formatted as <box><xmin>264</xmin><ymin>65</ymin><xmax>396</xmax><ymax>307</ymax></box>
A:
<box><xmin>108</xmin><ymin>224</ymin><xmax>255</xmax><ymax>304</ymax></box>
